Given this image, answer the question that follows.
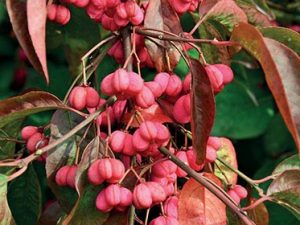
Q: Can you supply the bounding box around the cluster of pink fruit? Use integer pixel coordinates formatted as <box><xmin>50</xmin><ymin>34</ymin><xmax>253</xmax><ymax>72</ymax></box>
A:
<box><xmin>46</xmin><ymin>0</ymin><xmax>203</xmax><ymax>31</ymax></box>
<box><xmin>21</xmin><ymin>126</ymin><xmax>48</xmax><ymax>160</ymax></box>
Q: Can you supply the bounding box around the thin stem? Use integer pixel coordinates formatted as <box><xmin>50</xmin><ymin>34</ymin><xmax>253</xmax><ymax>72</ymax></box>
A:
<box><xmin>189</xmin><ymin>16</ymin><xmax>205</xmax><ymax>35</ymax></box>
<box><xmin>159</xmin><ymin>147</ymin><xmax>254</xmax><ymax>225</ymax></box>
<box><xmin>121</xmin><ymin>27</ymin><xmax>133</xmax><ymax>72</ymax></box>
<box><xmin>216</xmin><ymin>157</ymin><xmax>264</xmax><ymax>196</ymax></box>
<box><xmin>242</xmin><ymin>196</ymin><xmax>272</xmax><ymax>211</ymax></box>
<box><xmin>2</xmin><ymin>96</ymin><xmax>117</xmax><ymax>180</ymax></box>
<box><xmin>136</xmin><ymin>28</ymin><xmax>239</xmax><ymax>46</ymax></box>
<box><xmin>128</xmin><ymin>205</ymin><xmax>135</xmax><ymax>225</ymax></box>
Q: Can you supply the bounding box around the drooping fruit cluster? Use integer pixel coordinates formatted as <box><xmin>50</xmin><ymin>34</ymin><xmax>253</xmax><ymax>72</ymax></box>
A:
<box><xmin>55</xmin><ymin>165</ymin><xmax>78</xmax><ymax>188</ymax></box>
<box><xmin>21</xmin><ymin>126</ymin><xmax>48</xmax><ymax>156</ymax></box>
<box><xmin>227</xmin><ymin>185</ymin><xmax>248</xmax><ymax>205</ymax></box>
<box><xmin>47</xmin><ymin>4</ymin><xmax>71</xmax><ymax>25</ymax></box>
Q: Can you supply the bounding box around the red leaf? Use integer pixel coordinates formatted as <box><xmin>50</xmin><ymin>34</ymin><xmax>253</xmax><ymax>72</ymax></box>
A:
<box><xmin>123</xmin><ymin>103</ymin><xmax>172</xmax><ymax>127</ymax></box>
<box><xmin>231</xmin><ymin>22</ymin><xmax>300</xmax><ymax>155</ymax></box>
<box><xmin>144</xmin><ymin>0</ymin><xmax>182</xmax><ymax>72</ymax></box>
<box><xmin>178</xmin><ymin>173</ymin><xmax>226</xmax><ymax>225</ymax></box>
<box><xmin>191</xmin><ymin>59</ymin><xmax>216</xmax><ymax>164</ymax></box>
<box><xmin>6</xmin><ymin>0</ymin><xmax>49</xmax><ymax>83</ymax></box>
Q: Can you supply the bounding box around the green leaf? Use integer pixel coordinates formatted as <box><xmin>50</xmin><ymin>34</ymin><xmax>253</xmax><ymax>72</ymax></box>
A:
<box><xmin>63</xmin><ymin>6</ymin><xmax>101</xmax><ymax>75</ymax></box>
<box><xmin>0</xmin><ymin>174</ymin><xmax>15</xmax><ymax>225</ymax></box>
<box><xmin>272</xmin><ymin>155</ymin><xmax>300</xmax><ymax>175</ymax></box>
<box><xmin>231</xmin><ymin>23</ymin><xmax>300</xmax><ymax>153</ymax></box>
<box><xmin>212</xmin><ymin>63</ymin><xmax>274</xmax><ymax>139</ymax></box>
<box><xmin>260</xmin><ymin>27</ymin><xmax>300</xmax><ymax>55</ymax></box>
<box><xmin>263</xmin><ymin>113</ymin><xmax>295</xmax><ymax>157</ymax></box>
<box><xmin>46</xmin><ymin>110</ymin><xmax>81</xmax><ymax>213</ymax></box>
<box><xmin>236</xmin><ymin>0</ymin><xmax>273</xmax><ymax>27</ymax></box>
<box><xmin>75</xmin><ymin>137</ymin><xmax>104</xmax><ymax>195</ymax></box>
<box><xmin>0</xmin><ymin>91</ymin><xmax>69</xmax><ymax>129</ymax></box>
<box><xmin>199</xmin><ymin>0</ymin><xmax>248</xmax><ymax>31</ymax></box>
<box><xmin>267</xmin><ymin>170</ymin><xmax>300</xmax><ymax>220</ymax></box>
<box><xmin>214</xmin><ymin>138</ymin><xmax>238</xmax><ymax>186</ymax></box>
<box><xmin>0</xmin><ymin>120</ymin><xmax>23</xmax><ymax>160</ymax></box>
<box><xmin>7</xmin><ymin>164</ymin><xmax>42</xmax><ymax>225</ymax></box>
<box><xmin>62</xmin><ymin>185</ymin><xmax>108</xmax><ymax>225</ymax></box>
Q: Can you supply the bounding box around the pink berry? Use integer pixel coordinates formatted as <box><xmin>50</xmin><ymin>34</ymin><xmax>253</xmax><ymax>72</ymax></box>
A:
<box><xmin>175</xmin><ymin>151</ymin><xmax>189</xmax><ymax>177</ymax></box>
<box><xmin>133</xmin><ymin>183</ymin><xmax>153</xmax><ymax>209</ymax></box>
<box><xmin>146</xmin><ymin>182</ymin><xmax>167</xmax><ymax>205</ymax></box>
<box><xmin>66</xmin><ymin>165</ymin><xmax>77</xmax><ymax>188</ymax></box>
<box><xmin>107</xmin><ymin>158</ymin><xmax>125</xmax><ymax>183</ymax></box>
<box><xmin>227</xmin><ymin>189</ymin><xmax>241</xmax><ymax>204</ymax></box>
<box><xmin>26</xmin><ymin>133</ymin><xmax>43</xmax><ymax>153</ymax></box>
<box><xmin>55</xmin><ymin>166</ymin><xmax>69</xmax><ymax>186</ymax></box>
<box><xmin>164</xmin><ymin>196</ymin><xmax>178</xmax><ymax>218</ymax></box>
<box><xmin>172</xmin><ymin>94</ymin><xmax>191</xmax><ymax>124</ymax></box>
<box><xmin>135</xmin><ymin>86</ymin><xmax>155</xmax><ymax>108</ymax></box>
<box><xmin>88</xmin><ymin>160</ymin><xmax>104</xmax><ymax>185</ymax></box>
<box><xmin>21</xmin><ymin>126</ymin><xmax>39</xmax><ymax>140</ymax></box>
<box><xmin>85</xmin><ymin>87</ymin><xmax>100</xmax><ymax>108</ymax></box>
<box><xmin>47</xmin><ymin>4</ymin><xmax>57</xmax><ymax>21</ymax></box>
<box><xmin>165</xmin><ymin>74</ymin><xmax>182</xmax><ymax>97</ymax></box>
<box><xmin>214</xmin><ymin>64</ymin><xmax>234</xmax><ymax>84</ymax></box>
<box><xmin>96</xmin><ymin>189</ymin><xmax>113</xmax><ymax>212</ymax></box>
<box><xmin>69</xmin><ymin>86</ymin><xmax>87</xmax><ymax>110</ymax></box>
<box><xmin>109</xmin><ymin>131</ymin><xmax>126</xmax><ymax>153</ymax></box>
<box><xmin>233</xmin><ymin>185</ymin><xmax>248</xmax><ymax>199</ymax></box>
<box><xmin>207</xmin><ymin>136</ymin><xmax>221</xmax><ymax>150</ymax></box>
<box><xmin>145</xmin><ymin>81</ymin><xmax>164</xmax><ymax>98</ymax></box>
<box><xmin>55</xmin><ymin>5</ymin><xmax>71</xmax><ymax>25</ymax></box>
<box><xmin>132</xmin><ymin>129</ymin><xmax>150</xmax><ymax>152</ymax></box>
<box><xmin>183</xmin><ymin>73</ymin><xmax>191</xmax><ymax>93</ymax></box>
<box><xmin>154</xmin><ymin>72</ymin><xmax>170</xmax><ymax>93</ymax></box>
<box><xmin>206</xmin><ymin>145</ymin><xmax>217</xmax><ymax>163</ymax></box>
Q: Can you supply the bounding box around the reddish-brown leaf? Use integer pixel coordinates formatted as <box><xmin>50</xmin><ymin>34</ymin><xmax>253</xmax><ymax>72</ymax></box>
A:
<box><xmin>6</xmin><ymin>0</ymin><xmax>48</xmax><ymax>83</ymax></box>
<box><xmin>199</xmin><ymin>0</ymin><xmax>247</xmax><ymax>29</ymax></box>
<box><xmin>231</xmin><ymin>23</ymin><xmax>300</xmax><ymax>154</ymax></box>
<box><xmin>0</xmin><ymin>91</ymin><xmax>68</xmax><ymax>129</ymax></box>
<box><xmin>214</xmin><ymin>138</ymin><xmax>238</xmax><ymax>186</ymax></box>
<box><xmin>178</xmin><ymin>173</ymin><xmax>226</xmax><ymax>225</ymax></box>
<box><xmin>246</xmin><ymin>198</ymin><xmax>269</xmax><ymax>225</ymax></box>
<box><xmin>144</xmin><ymin>0</ymin><xmax>182</xmax><ymax>72</ymax></box>
<box><xmin>123</xmin><ymin>103</ymin><xmax>172</xmax><ymax>127</ymax></box>
<box><xmin>190</xmin><ymin>59</ymin><xmax>216</xmax><ymax>164</ymax></box>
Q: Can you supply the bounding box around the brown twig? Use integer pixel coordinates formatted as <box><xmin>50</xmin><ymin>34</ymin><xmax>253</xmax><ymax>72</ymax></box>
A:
<box><xmin>159</xmin><ymin>147</ymin><xmax>255</xmax><ymax>225</ymax></box>
<box><xmin>2</xmin><ymin>96</ymin><xmax>117</xmax><ymax>181</ymax></box>
<box><xmin>136</xmin><ymin>27</ymin><xmax>239</xmax><ymax>46</ymax></box>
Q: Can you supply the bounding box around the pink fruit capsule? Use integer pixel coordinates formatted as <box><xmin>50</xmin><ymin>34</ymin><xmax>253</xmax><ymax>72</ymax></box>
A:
<box><xmin>135</xmin><ymin>86</ymin><xmax>155</xmax><ymax>108</ymax></box>
<box><xmin>214</xmin><ymin>64</ymin><xmax>234</xmax><ymax>84</ymax></box>
<box><xmin>149</xmin><ymin>216</ymin><xmax>166</xmax><ymax>225</ymax></box>
<box><xmin>139</xmin><ymin>121</ymin><xmax>158</xmax><ymax>141</ymax></box>
<box><xmin>165</xmin><ymin>75</ymin><xmax>182</xmax><ymax>97</ymax></box>
<box><xmin>233</xmin><ymin>185</ymin><xmax>248</xmax><ymax>199</ymax></box>
<box><xmin>119</xmin><ymin>186</ymin><xmax>133</xmax><ymax>207</ymax></box>
<box><xmin>122</xmin><ymin>133</ymin><xmax>135</xmax><ymax>156</ymax></box>
<box><xmin>21</xmin><ymin>126</ymin><xmax>39</xmax><ymax>140</ymax></box>
<box><xmin>73</xmin><ymin>0</ymin><xmax>90</xmax><ymax>8</ymax></box>
<box><xmin>101</xmin><ymin>73</ymin><xmax>115</xmax><ymax>96</ymax></box>
<box><xmin>132</xmin><ymin>129</ymin><xmax>150</xmax><ymax>152</ymax></box>
<box><xmin>104</xmin><ymin>184</ymin><xmax>121</xmax><ymax>206</ymax></box>
<box><xmin>113</xmin><ymin>68</ymin><xmax>130</xmax><ymax>92</ymax></box>
<box><xmin>164</xmin><ymin>196</ymin><xmax>178</xmax><ymax>218</ymax></box>
<box><xmin>145</xmin><ymin>81</ymin><xmax>164</xmax><ymax>98</ymax></box>
<box><xmin>87</xmin><ymin>160</ymin><xmax>104</xmax><ymax>185</ymax></box>
<box><xmin>205</xmin><ymin>64</ymin><xmax>225</xmax><ymax>93</ymax></box>
<box><xmin>127</xmin><ymin>72</ymin><xmax>144</xmax><ymax>95</ymax></box>
<box><xmin>109</xmin><ymin>131</ymin><xmax>126</xmax><ymax>153</ymax></box>
<box><xmin>55</xmin><ymin>166</ymin><xmax>69</xmax><ymax>186</ymax></box>
<box><xmin>107</xmin><ymin>159</ymin><xmax>125</xmax><ymax>183</ymax></box>
<box><xmin>96</xmin><ymin>189</ymin><xmax>114</xmax><ymax>212</ymax></box>
<box><xmin>175</xmin><ymin>151</ymin><xmax>189</xmax><ymax>177</ymax></box>
<box><xmin>98</xmin><ymin>158</ymin><xmax>113</xmax><ymax>180</ymax></box>
<box><xmin>85</xmin><ymin>87</ymin><xmax>100</xmax><ymax>108</ymax></box>
<box><xmin>183</xmin><ymin>73</ymin><xmax>191</xmax><ymax>93</ymax></box>
<box><xmin>173</xmin><ymin>94</ymin><xmax>190</xmax><ymax>124</ymax></box>
<box><xmin>227</xmin><ymin>189</ymin><xmax>241</xmax><ymax>204</ymax></box>
<box><xmin>26</xmin><ymin>133</ymin><xmax>43</xmax><ymax>153</ymax></box>
<box><xmin>146</xmin><ymin>182</ymin><xmax>167</xmax><ymax>205</ymax></box>
<box><xmin>69</xmin><ymin>86</ymin><xmax>87</xmax><ymax>110</ymax></box>
<box><xmin>207</xmin><ymin>136</ymin><xmax>221</xmax><ymax>150</ymax></box>
<box><xmin>133</xmin><ymin>183</ymin><xmax>153</xmax><ymax>209</ymax></box>
<box><xmin>86</xmin><ymin>3</ymin><xmax>104</xmax><ymax>22</ymax></box>
<box><xmin>206</xmin><ymin>145</ymin><xmax>217</xmax><ymax>163</ymax></box>
<box><xmin>186</xmin><ymin>148</ymin><xmax>204</xmax><ymax>171</ymax></box>
<box><xmin>66</xmin><ymin>165</ymin><xmax>77</xmax><ymax>188</ymax></box>
<box><xmin>55</xmin><ymin>5</ymin><xmax>71</xmax><ymax>25</ymax></box>
<box><xmin>47</xmin><ymin>4</ymin><xmax>57</xmax><ymax>21</ymax></box>
<box><xmin>154</xmin><ymin>72</ymin><xmax>170</xmax><ymax>93</ymax></box>
<box><xmin>155</xmin><ymin>123</ymin><xmax>170</xmax><ymax>145</ymax></box>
